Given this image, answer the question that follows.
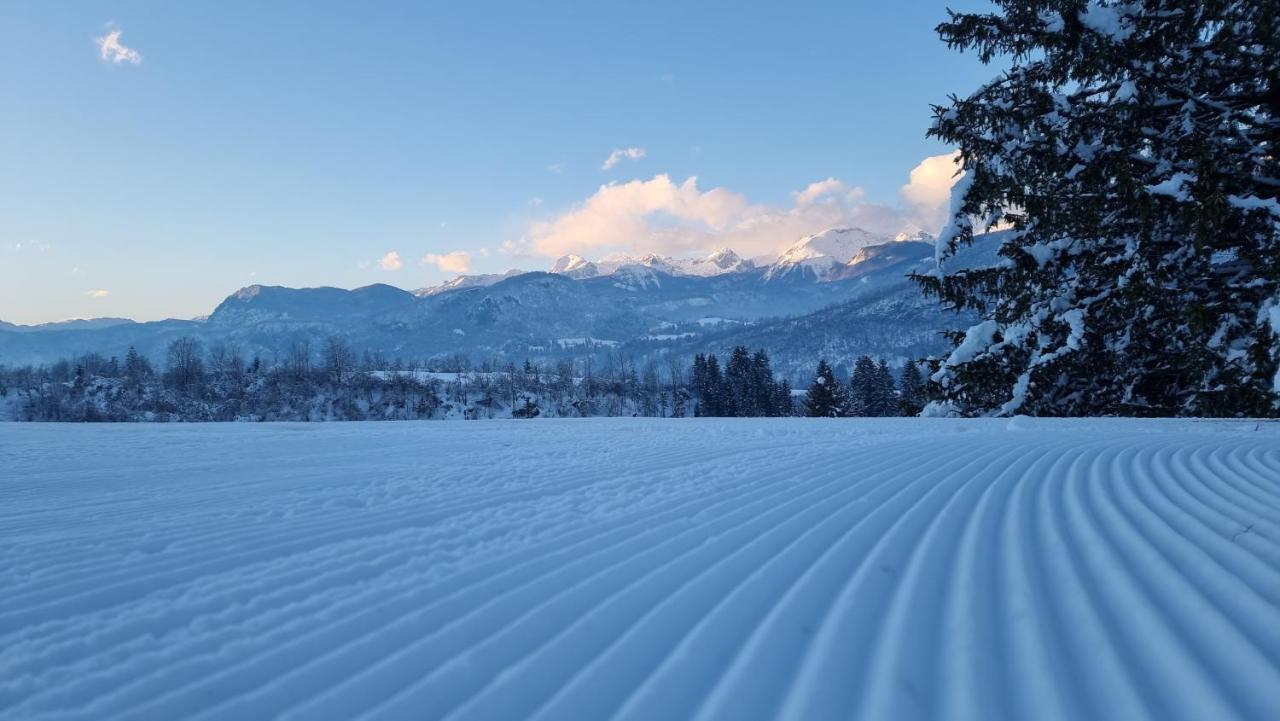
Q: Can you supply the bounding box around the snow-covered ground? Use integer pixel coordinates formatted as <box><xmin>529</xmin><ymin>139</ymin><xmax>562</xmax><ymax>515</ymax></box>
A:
<box><xmin>2</xmin><ymin>418</ymin><xmax>1279</xmax><ymax>720</ymax></box>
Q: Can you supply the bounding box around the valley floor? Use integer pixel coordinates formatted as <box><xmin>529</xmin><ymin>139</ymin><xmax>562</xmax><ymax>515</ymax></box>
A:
<box><xmin>2</xmin><ymin>418</ymin><xmax>1279</xmax><ymax>720</ymax></box>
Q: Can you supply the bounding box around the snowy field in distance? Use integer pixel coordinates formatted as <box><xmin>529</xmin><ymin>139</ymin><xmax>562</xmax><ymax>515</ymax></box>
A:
<box><xmin>2</xmin><ymin>418</ymin><xmax>1279</xmax><ymax>720</ymax></box>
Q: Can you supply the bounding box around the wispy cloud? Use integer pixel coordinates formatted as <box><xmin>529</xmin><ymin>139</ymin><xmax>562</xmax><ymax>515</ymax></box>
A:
<box><xmin>423</xmin><ymin>251</ymin><xmax>471</xmax><ymax>274</ymax></box>
<box><xmin>601</xmin><ymin>147</ymin><xmax>646</xmax><ymax>170</ymax></box>
<box><xmin>548</xmin><ymin>163</ymin><xmax>565</xmax><ymax>175</ymax></box>
<box><xmin>792</xmin><ymin>177</ymin><xmax>863</xmax><ymax>207</ymax></box>
<box><xmin>96</xmin><ymin>23</ymin><xmax>142</xmax><ymax>65</ymax></box>
<box><xmin>9</xmin><ymin>240</ymin><xmax>53</xmax><ymax>252</ymax></box>
<box><xmin>87</xmin><ymin>289</ymin><xmax>110</xmax><ymax>298</ymax></box>
<box><xmin>377</xmin><ymin>250</ymin><xmax>403</xmax><ymax>271</ymax></box>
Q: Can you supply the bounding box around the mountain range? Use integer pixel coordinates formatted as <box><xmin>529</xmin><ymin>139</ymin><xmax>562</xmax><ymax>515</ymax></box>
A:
<box><xmin>0</xmin><ymin>228</ymin><xmax>988</xmax><ymax>379</ymax></box>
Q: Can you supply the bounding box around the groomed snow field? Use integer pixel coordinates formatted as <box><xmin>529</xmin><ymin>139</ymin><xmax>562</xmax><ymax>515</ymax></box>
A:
<box><xmin>2</xmin><ymin>418</ymin><xmax>1279</xmax><ymax>720</ymax></box>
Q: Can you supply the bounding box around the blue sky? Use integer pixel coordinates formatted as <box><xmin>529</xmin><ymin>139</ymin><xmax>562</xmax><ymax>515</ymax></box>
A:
<box><xmin>1</xmin><ymin>1</ymin><xmax>998</xmax><ymax>324</ymax></box>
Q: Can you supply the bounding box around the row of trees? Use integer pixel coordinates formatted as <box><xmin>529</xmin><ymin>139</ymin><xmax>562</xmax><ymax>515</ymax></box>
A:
<box><xmin>804</xmin><ymin>356</ymin><xmax>925</xmax><ymax>418</ymax></box>
<box><xmin>2</xmin><ymin>336</ymin><xmax>943</xmax><ymax>422</ymax></box>
<box><xmin>690</xmin><ymin>347</ymin><xmax>793</xmax><ymax>417</ymax></box>
<box><xmin>0</xmin><ymin>336</ymin><xmax>702</xmax><ymax>422</ymax></box>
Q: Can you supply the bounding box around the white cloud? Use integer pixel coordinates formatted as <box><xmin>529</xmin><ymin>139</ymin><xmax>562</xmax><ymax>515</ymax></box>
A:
<box><xmin>377</xmin><ymin>251</ymin><xmax>403</xmax><ymax>271</ymax></box>
<box><xmin>10</xmin><ymin>240</ymin><xmax>53</xmax><ymax>252</ymax></box>
<box><xmin>505</xmin><ymin>173</ymin><xmax>908</xmax><ymax>260</ymax></box>
<box><xmin>423</xmin><ymin>251</ymin><xmax>472</xmax><ymax>274</ymax></box>
<box><xmin>95</xmin><ymin>23</ymin><xmax>142</xmax><ymax>65</ymax></box>
<box><xmin>793</xmin><ymin>177</ymin><xmax>864</xmax><ymax>207</ymax></box>
<box><xmin>548</xmin><ymin>163</ymin><xmax>565</xmax><ymax>175</ymax></box>
<box><xmin>87</xmin><ymin>289</ymin><xmax>110</xmax><ymax>298</ymax></box>
<box><xmin>504</xmin><ymin>153</ymin><xmax>967</xmax><ymax>262</ymax></box>
<box><xmin>601</xmin><ymin>147</ymin><xmax>646</xmax><ymax>170</ymax></box>
<box><xmin>900</xmin><ymin>151</ymin><xmax>963</xmax><ymax>232</ymax></box>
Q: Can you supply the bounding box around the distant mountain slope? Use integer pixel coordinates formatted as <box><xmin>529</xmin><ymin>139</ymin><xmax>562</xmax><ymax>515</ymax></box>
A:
<box><xmin>0</xmin><ymin>317</ymin><xmax>137</xmax><ymax>333</ymax></box>
<box><xmin>413</xmin><ymin>270</ymin><xmax>525</xmax><ymax>297</ymax></box>
<box><xmin>549</xmin><ymin>246</ymin><xmax>757</xmax><ymax>280</ymax></box>
<box><xmin>0</xmin><ymin>318</ymin><xmax>203</xmax><ymax>366</ymax></box>
<box><xmin>640</xmin><ymin>284</ymin><xmax>971</xmax><ymax>381</ymax></box>
<box><xmin>764</xmin><ymin>227</ymin><xmax>891</xmax><ymax>281</ymax></box>
<box><xmin>0</xmin><ymin>231</ymin><xmax>1001</xmax><ymax>368</ymax></box>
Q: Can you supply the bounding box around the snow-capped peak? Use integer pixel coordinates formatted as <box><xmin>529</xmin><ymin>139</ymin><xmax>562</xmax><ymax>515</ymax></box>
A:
<box><xmin>550</xmin><ymin>255</ymin><xmax>600</xmax><ymax>279</ymax></box>
<box><xmin>232</xmin><ymin>285</ymin><xmax>264</xmax><ymax>301</ymax></box>
<box><xmin>895</xmin><ymin>229</ymin><xmax>937</xmax><ymax>243</ymax></box>
<box><xmin>764</xmin><ymin>227</ymin><xmax>894</xmax><ymax>281</ymax></box>
<box><xmin>413</xmin><ymin>270</ymin><xmax>525</xmax><ymax>297</ymax></box>
<box><xmin>550</xmin><ymin>248</ymin><xmax>754</xmax><ymax>279</ymax></box>
<box><xmin>707</xmin><ymin>247</ymin><xmax>739</xmax><ymax>264</ymax></box>
<box><xmin>682</xmin><ymin>247</ymin><xmax>753</xmax><ymax>275</ymax></box>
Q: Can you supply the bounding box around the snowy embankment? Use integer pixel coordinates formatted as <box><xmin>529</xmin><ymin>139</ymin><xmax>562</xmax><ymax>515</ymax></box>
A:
<box><xmin>2</xmin><ymin>418</ymin><xmax>1279</xmax><ymax>720</ymax></box>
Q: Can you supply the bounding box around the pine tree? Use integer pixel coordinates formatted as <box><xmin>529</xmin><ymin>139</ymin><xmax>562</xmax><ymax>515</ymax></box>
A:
<box><xmin>805</xmin><ymin>360</ymin><xmax>848</xmax><ymax>417</ymax></box>
<box><xmin>691</xmin><ymin>354</ymin><xmax>707</xmax><ymax>416</ymax></box>
<box><xmin>915</xmin><ymin>0</ymin><xmax>1280</xmax><ymax>417</ymax></box>
<box><xmin>703</xmin><ymin>353</ymin><xmax>726</xmax><ymax>416</ymax></box>
<box><xmin>847</xmin><ymin>356</ymin><xmax>878</xmax><ymax>416</ymax></box>
<box><xmin>723</xmin><ymin>346</ymin><xmax>753</xmax><ymax>416</ymax></box>
<box><xmin>750</xmin><ymin>349</ymin><xmax>776</xmax><ymax>417</ymax></box>
<box><xmin>872</xmin><ymin>358</ymin><xmax>899</xmax><ymax>416</ymax></box>
<box><xmin>773</xmin><ymin>378</ymin><xmax>793</xmax><ymax>417</ymax></box>
<box><xmin>123</xmin><ymin>346</ymin><xmax>150</xmax><ymax>391</ymax></box>
<box><xmin>898</xmin><ymin>361</ymin><xmax>926</xmax><ymax>416</ymax></box>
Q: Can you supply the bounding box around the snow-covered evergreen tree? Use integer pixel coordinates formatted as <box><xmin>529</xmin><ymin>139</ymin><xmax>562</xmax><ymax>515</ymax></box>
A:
<box><xmin>916</xmin><ymin>0</ymin><xmax>1280</xmax><ymax>417</ymax></box>
<box><xmin>898</xmin><ymin>361</ymin><xmax>926</xmax><ymax>416</ymax></box>
<box><xmin>698</xmin><ymin>353</ymin><xmax>727</xmax><ymax>416</ymax></box>
<box><xmin>773</xmin><ymin>378</ymin><xmax>794</xmax><ymax>417</ymax></box>
<box><xmin>847</xmin><ymin>356</ymin><xmax>878</xmax><ymax>416</ymax></box>
<box><xmin>750</xmin><ymin>349</ymin><xmax>777</xmax><ymax>416</ymax></box>
<box><xmin>871</xmin><ymin>358</ymin><xmax>899</xmax><ymax>416</ymax></box>
<box><xmin>723</xmin><ymin>346</ymin><xmax>753</xmax><ymax>416</ymax></box>
<box><xmin>805</xmin><ymin>360</ymin><xmax>848</xmax><ymax>417</ymax></box>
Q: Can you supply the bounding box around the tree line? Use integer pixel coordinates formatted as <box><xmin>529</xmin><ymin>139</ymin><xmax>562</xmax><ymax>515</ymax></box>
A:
<box><xmin>688</xmin><ymin>347</ymin><xmax>925</xmax><ymax>418</ymax></box>
<box><xmin>690</xmin><ymin>347</ymin><xmax>793</xmax><ymax>417</ymax></box>
<box><xmin>803</xmin><ymin>356</ymin><xmax>924</xmax><ymax>418</ymax></box>
<box><xmin>0</xmin><ymin>336</ymin><xmax>701</xmax><ymax>422</ymax></box>
<box><xmin>0</xmin><ymin>336</ymin><xmax>936</xmax><ymax>422</ymax></box>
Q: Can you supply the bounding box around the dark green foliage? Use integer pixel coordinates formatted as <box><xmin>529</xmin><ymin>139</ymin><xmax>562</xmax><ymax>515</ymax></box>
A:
<box><xmin>915</xmin><ymin>0</ymin><xmax>1280</xmax><ymax>417</ymax></box>
<box><xmin>805</xmin><ymin>359</ymin><xmax>849</xmax><ymax>418</ymax></box>
<box><xmin>845</xmin><ymin>355</ymin><xmax>902</xmax><ymax>417</ymax></box>
<box><xmin>846</xmin><ymin>356</ymin><xmax>877</xmax><ymax>416</ymax></box>
<box><xmin>691</xmin><ymin>347</ymin><xmax>789</xmax><ymax>417</ymax></box>
<box><xmin>872</xmin><ymin>358</ymin><xmax>898</xmax><ymax>417</ymax></box>
<box><xmin>898</xmin><ymin>361</ymin><xmax>926</xmax><ymax>416</ymax></box>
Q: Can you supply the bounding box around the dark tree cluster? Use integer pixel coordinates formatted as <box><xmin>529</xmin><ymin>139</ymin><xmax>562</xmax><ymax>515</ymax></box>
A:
<box><xmin>803</xmin><ymin>356</ymin><xmax>926</xmax><ymax>418</ymax></box>
<box><xmin>690</xmin><ymin>347</ymin><xmax>793</xmax><ymax>417</ymax></box>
